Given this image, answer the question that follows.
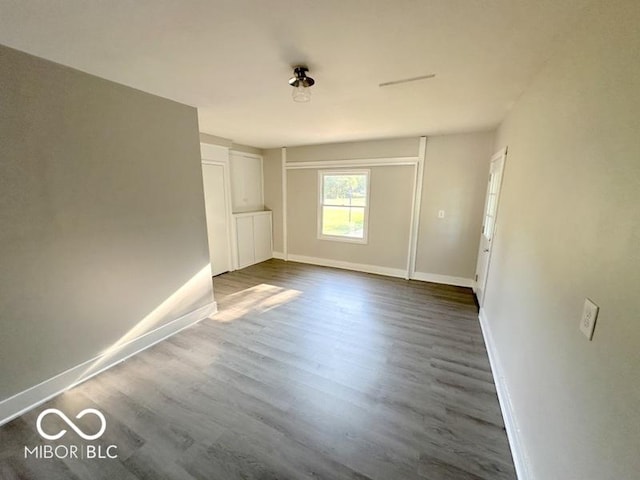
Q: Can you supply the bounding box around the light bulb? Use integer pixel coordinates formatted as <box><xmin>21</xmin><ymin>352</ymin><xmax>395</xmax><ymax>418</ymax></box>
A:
<box><xmin>292</xmin><ymin>83</ymin><xmax>311</xmax><ymax>103</ymax></box>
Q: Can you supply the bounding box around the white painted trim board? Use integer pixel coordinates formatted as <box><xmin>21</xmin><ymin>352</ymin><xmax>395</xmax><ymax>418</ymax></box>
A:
<box><xmin>0</xmin><ymin>302</ymin><xmax>217</xmax><ymax>427</ymax></box>
<box><xmin>478</xmin><ymin>307</ymin><xmax>531</xmax><ymax>480</ymax></box>
<box><xmin>285</xmin><ymin>156</ymin><xmax>418</xmax><ymax>169</ymax></box>
<box><xmin>406</xmin><ymin>136</ymin><xmax>427</xmax><ymax>279</ymax></box>
<box><xmin>281</xmin><ymin>147</ymin><xmax>288</xmax><ymax>260</ymax></box>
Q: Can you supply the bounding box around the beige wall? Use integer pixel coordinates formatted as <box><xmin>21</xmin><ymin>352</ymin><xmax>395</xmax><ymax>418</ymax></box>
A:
<box><xmin>415</xmin><ymin>132</ymin><xmax>495</xmax><ymax>278</ymax></box>
<box><xmin>265</xmin><ymin>135</ymin><xmax>494</xmax><ymax>278</ymax></box>
<box><xmin>199</xmin><ymin>132</ymin><xmax>263</xmax><ymax>156</ymax></box>
<box><xmin>286</xmin><ymin>137</ymin><xmax>419</xmax><ymax>162</ymax></box>
<box><xmin>484</xmin><ymin>0</ymin><xmax>640</xmax><ymax>478</ymax></box>
<box><xmin>0</xmin><ymin>45</ymin><xmax>213</xmax><ymax>400</ymax></box>
<box><xmin>269</xmin><ymin>138</ymin><xmax>422</xmax><ymax>261</ymax></box>
<box><xmin>199</xmin><ymin>132</ymin><xmax>232</xmax><ymax>148</ymax></box>
<box><xmin>287</xmin><ymin>166</ymin><xmax>414</xmax><ymax>270</ymax></box>
<box><xmin>263</xmin><ymin>148</ymin><xmax>283</xmax><ymax>253</ymax></box>
<box><xmin>284</xmin><ymin>138</ymin><xmax>419</xmax><ymax>271</ymax></box>
<box><xmin>230</xmin><ymin>143</ymin><xmax>263</xmax><ymax>156</ymax></box>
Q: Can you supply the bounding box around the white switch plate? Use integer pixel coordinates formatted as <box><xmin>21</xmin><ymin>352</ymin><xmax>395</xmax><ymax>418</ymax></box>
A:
<box><xmin>438</xmin><ymin>210</ymin><xmax>445</xmax><ymax>218</ymax></box>
<box><xmin>579</xmin><ymin>298</ymin><xmax>599</xmax><ymax>340</ymax></box>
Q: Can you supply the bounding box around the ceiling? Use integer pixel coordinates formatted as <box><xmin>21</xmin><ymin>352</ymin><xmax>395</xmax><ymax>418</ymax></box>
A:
<box><xmin>0</xmin><ymin>0</ymin><xmax>592</xmax><ymax>148</ymax></box>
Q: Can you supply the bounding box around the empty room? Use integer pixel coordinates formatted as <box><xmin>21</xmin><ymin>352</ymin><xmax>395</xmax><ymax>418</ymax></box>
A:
<box><xmin>0</xmin><ymin>1</ymin><xmax>638</xmax><ymax>479</ymax></box>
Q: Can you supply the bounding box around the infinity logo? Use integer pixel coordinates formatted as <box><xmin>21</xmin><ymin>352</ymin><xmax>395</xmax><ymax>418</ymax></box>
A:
<box><xmin>36</xmin><ymin>408</ymin><xmax>106</xmax><ymax>441</ymax></box>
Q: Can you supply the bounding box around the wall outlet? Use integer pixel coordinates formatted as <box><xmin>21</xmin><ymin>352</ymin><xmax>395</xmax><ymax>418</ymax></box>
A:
<box><xmin>579</xmin><ymin>298</ymin><xmax>599</xmax><ymax>340</ymax></box>
<box><xmin>438</xmin><ymin>210</ymin><xmax>445</xmax><ymax>218</ymax></box>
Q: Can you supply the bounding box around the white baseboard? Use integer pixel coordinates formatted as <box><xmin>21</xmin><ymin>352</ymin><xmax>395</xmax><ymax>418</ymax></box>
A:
<box><xmin>283</xmin><ymin>254</ymin><xmax>476</xmax><ymax>288</ymax></box>
<box><xmin>286</xmin><ymin>254</ymin><xmax>407</xmax><ymax>279</ymax></box>
<box><xmin>412</xmin><ymin>271</ymin><xmax>475</xmax><ymax>288</ymax></box>
<box><xmin>478</xmin><ymin>308</ymin><xmax>531</xmax><ymax>480</ymax></box>
<box><xmin>0</xmin><ymin>302</ymin><xmax>217</xmax><ymax>427</ymax></box>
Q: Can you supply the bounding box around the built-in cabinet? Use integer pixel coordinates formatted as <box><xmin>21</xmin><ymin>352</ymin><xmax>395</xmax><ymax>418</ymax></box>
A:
<box><xmin>234</xmin><ymin>211</ymin><xmax>273</xmax><ymax>269</ymax></box>
<box><xmin>230</xmin><ymin>151</ymin><xmax>264</xmax><ymax>213</ymax></box>
<box><xmin>230</xmin><ymin>151</ymin><xmax>272</xmax><ymax>268</ymax></box>
<box><xmin>201</xmin><ymin>144</ymin><xmax>273</xmax><ymax>274</ymax></box>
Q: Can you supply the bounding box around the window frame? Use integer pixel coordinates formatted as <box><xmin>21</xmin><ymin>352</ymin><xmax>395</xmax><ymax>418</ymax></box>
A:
<box><xmin>317</xmin><ymin>169</ymin><xmax>370</xmax><ymax>244</ymax></box>
<box><xmin>482</xmin><ymin>170</ymin><xmax>500</xmax><ymax>242</ymax></box>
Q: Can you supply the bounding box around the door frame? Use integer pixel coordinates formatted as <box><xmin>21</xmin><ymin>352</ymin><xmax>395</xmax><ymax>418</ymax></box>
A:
<box><xmin>474</xmin><ymin>146</ymin><xmax>508</xmax><ymax>306</ymax></box>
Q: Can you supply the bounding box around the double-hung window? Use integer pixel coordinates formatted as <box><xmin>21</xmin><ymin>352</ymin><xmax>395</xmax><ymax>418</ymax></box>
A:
<box><xmin>318</xmin><ymin>170</ymin><xmax>370</xmax><ymax>243</ymax></box>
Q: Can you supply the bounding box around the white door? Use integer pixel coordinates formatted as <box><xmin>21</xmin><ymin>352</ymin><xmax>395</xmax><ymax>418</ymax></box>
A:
<box><xmin>475</xmin><ymin>148</ymin><xmax>507</xmax><ymax>306</ymax></box>
<box><xmin>202</xmin><ymin>163</ymin><xmax>231</xmax><ymax>276</ymax></box>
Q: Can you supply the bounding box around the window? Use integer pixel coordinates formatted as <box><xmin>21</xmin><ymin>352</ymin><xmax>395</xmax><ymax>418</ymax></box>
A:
<box><xmin>318</xmin><ymin>170</ymin><xmax>370</xmax><ymax>243</ymax></box>
<box><xmin>483</xmin><ymin>170</ymin><xmax>501</xmax><ymax>241</ymax></box>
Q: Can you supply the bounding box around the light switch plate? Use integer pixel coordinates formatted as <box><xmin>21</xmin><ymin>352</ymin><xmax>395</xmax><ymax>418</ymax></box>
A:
<box><xmin>579</xmin><ymin>298</ymin><xmax>599</xmax><ymax>340</ymax></box>
<box><xmin>438</xmin><ymin>210</ymin><xmax>445</xmax><ymax>218</ymax></box>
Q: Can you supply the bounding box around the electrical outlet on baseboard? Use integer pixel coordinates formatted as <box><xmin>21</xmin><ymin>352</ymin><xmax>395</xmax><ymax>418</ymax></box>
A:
<box><xmin>579</xmin><ymin>298</ymin><xmax>599</xmax><ymax>340</ymax></box>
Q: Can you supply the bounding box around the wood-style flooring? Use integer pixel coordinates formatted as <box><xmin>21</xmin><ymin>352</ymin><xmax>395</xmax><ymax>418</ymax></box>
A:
<box><xmin>0</xmin><ymin>259</ymin><xmax>516</xmax><ymax>479</ymax></box>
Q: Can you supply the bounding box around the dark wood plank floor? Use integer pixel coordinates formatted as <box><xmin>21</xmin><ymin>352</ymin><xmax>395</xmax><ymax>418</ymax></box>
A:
<box><xmin>0</xmin><ymin>259</ymin><xmax>516</xmax><ymax>479</ymax></box>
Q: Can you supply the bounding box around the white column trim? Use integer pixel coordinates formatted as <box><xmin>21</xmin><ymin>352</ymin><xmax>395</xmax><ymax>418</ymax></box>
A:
<box><xmin>406</xmin><ymin>136</ymin><xmax>427</xmax><ymax>279</ymax></box>
<box><xmin>281</xmin><ymin>147</ymin><xmax>288</xmax><ymax>260</ymax></box>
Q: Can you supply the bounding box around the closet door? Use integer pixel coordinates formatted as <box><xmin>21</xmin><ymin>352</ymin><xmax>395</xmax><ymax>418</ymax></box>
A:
<box><xmin>202</xmin><ymin>163</ymin><xmax>231</xmax><ymax>276</ymax></box>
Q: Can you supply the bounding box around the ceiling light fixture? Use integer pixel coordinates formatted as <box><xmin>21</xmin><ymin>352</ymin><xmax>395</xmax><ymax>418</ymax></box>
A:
<box><xmin>289</xmin><ymin>66</ymin><xmax>315</xmax><ymax>103</ymax></box>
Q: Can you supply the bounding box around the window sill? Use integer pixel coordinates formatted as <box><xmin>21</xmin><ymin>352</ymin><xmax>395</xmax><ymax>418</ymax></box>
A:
<box><xmin>317</xmin><ymin>234</ymin><xmax>368</xmax><ymax>245</ymax></box>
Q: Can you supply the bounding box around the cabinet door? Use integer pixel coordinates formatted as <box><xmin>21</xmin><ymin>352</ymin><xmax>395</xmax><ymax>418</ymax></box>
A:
<box><xmin>253</xmin><ymin>214</ymin><xmax>273</xmax><ymax>264</ymax></box>
<box><xmin>230</xmin><ymin>153</ymin><xmax>263</xmax><ymax>213</ymax></box>
<box><xmin>236</xmin><ymin>216</ymin><xmax>255</xmax><ymax>268</ymax></box>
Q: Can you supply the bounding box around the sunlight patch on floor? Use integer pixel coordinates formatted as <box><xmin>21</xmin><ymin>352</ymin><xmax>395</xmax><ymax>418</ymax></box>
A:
<box><xmin>213</xmin><ymin>283</ymin><xmax>302</xmax><ymax>323</ymax></box>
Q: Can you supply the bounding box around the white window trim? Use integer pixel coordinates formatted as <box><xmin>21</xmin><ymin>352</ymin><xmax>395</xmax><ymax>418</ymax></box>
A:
<box><xmin>317</xmin><ymin>169</ymin><xmax>370</xmax><ymax>244</ymax></box>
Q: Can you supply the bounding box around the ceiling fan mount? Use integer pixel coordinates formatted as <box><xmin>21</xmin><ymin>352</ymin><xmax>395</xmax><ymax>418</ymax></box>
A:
<box><xmin>289</xmin><ymin>66</ymin><xmax>315</xmax><ymax>88</ymax></box>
